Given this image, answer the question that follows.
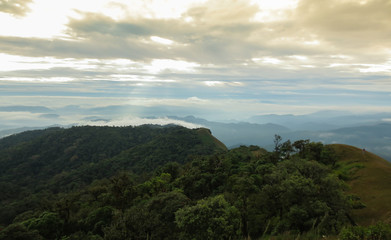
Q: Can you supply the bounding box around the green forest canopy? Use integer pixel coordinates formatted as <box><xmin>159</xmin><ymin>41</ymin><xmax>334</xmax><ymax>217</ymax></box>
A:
<box><xmin>0</xmin><ymin>125</ymin><xmax>390</xmax><ymax>240</ymax></box>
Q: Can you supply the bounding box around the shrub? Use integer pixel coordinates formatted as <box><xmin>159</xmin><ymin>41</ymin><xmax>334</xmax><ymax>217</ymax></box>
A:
<box><xmin>339</xmin><ymin>222</ymin><xmax>391</xmax><ymax>240</ymax></box>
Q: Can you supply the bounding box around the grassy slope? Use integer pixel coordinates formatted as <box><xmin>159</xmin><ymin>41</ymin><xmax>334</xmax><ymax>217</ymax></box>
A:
<box><xmin>196</xmin><ymin>128</ymin><xmax>228</xmax><ymax>152</ymax></box>
<box><xmin>331</xmin><ymin>144</ymin><xmax>391</xmax><ymax>225</ymax></box>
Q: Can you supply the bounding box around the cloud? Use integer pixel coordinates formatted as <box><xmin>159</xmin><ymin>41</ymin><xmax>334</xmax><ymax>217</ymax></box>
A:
<box><xmin>0</xmin><ymin>105</ymin><xmax>53</xmax><ymax>113</ymax></box>
<box><xmin>0</xmin><ymin>35</ymin><xmax>161</xmax><ymax>60</ymax></box>
<box><xmin>1</xmin><ymin>67</ymin><xmax>102</xmax><ymax>80</ymax></box>
<box><xmin>185</xmin><ymin>0</ymin><xmax>259</xmax><ymax>25</ymax></box>
<box><xmin>0</xmin><ymin>0</ymin><xmax>33</xmax><ymax>16</ymax></box>
<box><xmin>296</xmin><ymin>0</ymin><xmax>391</xmax><ymax>56</ymax></box>
<box><xmin>67</xmin><ymin>12</ymin><xmax>152</xmax><ymax>38</ymax></box>
<box><xmin>1</xmin><ymin>0</ymin><xmax>391</xmax><ymax>121</ymax></box>
<box><xmin>40</xmin><ymin>113</ymin><xmax>60</xmax><ymax>119</ymax></box>
<box><xmin>1</xmin><ymin>0</ymin><xmax>390</xmax><ymax>68</ymax></box>
<box><xmin>79</xmin><ymin>117</ymin><xmax>204</xmax><ymax>129</ymax></box>
<box><xmin>0</xmin><ymin>111</ymin><xmax>65</xmax><ymax>129</ymax></box>
<box><xmin>0</xmin><ymin>0</ymin><xmax>264</xmax><ymax>63</ymax></box>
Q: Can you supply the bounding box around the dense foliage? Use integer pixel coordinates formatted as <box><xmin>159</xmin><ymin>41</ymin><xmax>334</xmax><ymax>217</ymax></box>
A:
<box><xmin>0</xmin><ymin>125</ymin><xmax>226</xmax><ymax>227</ymax></box>
<box><xmin>339</xmin><ymin>222</ymin><xmax>391</xmax><ymax>240</ymax></box>
<box><xmin>0</xmin><ymin>127</ymin><xmax>387</xmax><ymax>239</ymax></box>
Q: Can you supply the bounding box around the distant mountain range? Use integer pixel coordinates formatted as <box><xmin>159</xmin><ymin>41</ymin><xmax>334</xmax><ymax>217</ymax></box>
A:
<box><xmin>169</xmin><ymin>115</ymin><xmax>391</xmax><ymax>161</ymax></box>
<box><xmin>169</xmin><ymin>115</ymin><xmax>290</xmax><ymax>147</ymax></box>
<box><xmin>1</xmin><ymin>104</ymin><xmax>390</xmax><ymax>161</ymax></box>
<box><xmin>248</xmin><ymin>110</ymin><xmax>391</xmax><ymax>131</ymax></box>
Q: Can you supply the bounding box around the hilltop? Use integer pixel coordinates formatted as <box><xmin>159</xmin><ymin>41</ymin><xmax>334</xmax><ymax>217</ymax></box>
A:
<box><xmin>0</xmin><ymin>125</ymin><xmax>226</xmax><ymax>225</ymax></box>
<box><xmin>331</xmin><ymin>144</ymin><xmax>391</xmax><ymax>225</ymax></box>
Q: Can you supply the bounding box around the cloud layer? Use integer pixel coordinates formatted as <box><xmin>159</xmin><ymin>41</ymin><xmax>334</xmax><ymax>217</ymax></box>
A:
<box><xmin>0</xmin><ymin>0</ymin><xmax>33</xmax><ymax>16</ymax></box>
<box><xmin>0</xmin><ymin>0</ymin><xmax>391</xmax><ymax>122</ymax></box>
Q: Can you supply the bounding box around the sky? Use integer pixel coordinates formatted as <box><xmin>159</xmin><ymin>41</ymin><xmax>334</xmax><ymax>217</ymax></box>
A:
<box><xmin>1</xmin><ymin>0</ymin><xmax>391</xmax><ymax>126</ymax></box>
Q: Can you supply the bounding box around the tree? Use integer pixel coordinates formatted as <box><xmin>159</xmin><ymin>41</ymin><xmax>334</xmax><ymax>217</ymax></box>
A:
<box><xmin>107</xmin><ymin>191</ymin><xmax>190</xmax><ymax>240</ymax></box>
<box><xmin>280</xmin><ymin>140</ymin><xmax>293</xmax><ymax>159</ymax></box>
<box><xmin>339</xmin><ymin>222</ymin><xmax>391</xmax><ymax>240</ymax></box>
<box><xmin>84</xmin><ymin>206</ymin><xmax>115</xmax><ymax>236</ymax></box>
<box><xmin>24</xmin><ymin>211</ymin><xmax>64</xmax><ymax>239</ymax></box>
<box><xmin>226</xmin><ymin>174</ymin><xmax>260</xmax><ymax>237</ymax></box>
<box><xmin>260</xmin><ymin>159</ymin><xmax>350</xmax><ymax>234</ymax></box>
<box><xmin>109</xmin><ymin>173</ymin><xmax>136</xmax><ymax>211</ymax></box>
<box><xmin>272</xmin><ymin>135</ymin><xmax>293</xmax><ymax>162</ymax></box>
<box><xmin>292</xmin><ymin>139</ymin><xmax>310</xmax><ymax>157</ymax></box>
<box><xmin>175</xmin><ymin>195</ymin><xmax>241</xmax><ymax>240</ymax></box>
<box><xmin>0</xmin><ymin>223</ymin><xmax>44</xmax><ymax>240</ymax></box>
<box><xmin>274</xmin><ymin>135</ymin><xmax>283</xmax><ymax>153</ymax></box>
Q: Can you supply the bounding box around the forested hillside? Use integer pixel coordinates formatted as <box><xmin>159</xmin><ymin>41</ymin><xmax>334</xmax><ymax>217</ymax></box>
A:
<box><xmin>0</xmin><ymin>125</ymin><xmax>226</xmax><ymax>226</ymax></box>
<box><xmin>0</xmin><ymin>126</ymin><xmax>390</xmax><ymax>240</ymax></box>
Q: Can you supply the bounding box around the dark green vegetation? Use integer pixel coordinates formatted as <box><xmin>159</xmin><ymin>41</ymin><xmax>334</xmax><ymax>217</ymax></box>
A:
<box><xmin>0</xmin><ymin>126</ymin><xmax>390</xmax><ymax>239</ymax></box>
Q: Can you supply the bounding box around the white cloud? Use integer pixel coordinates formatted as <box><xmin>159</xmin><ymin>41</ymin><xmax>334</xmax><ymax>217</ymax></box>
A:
<box><xmin>0</xmin><ymin>0</ymin><xmax>33</xmax><ymax>16</ymax></box>
<box><xmin>303</xmin><ymin>40</ymin><xmax>320</xmax><ymax>46</ymax></box>
<box><xmin>3</xmin><ymin>77</ymin><xmax>74</xmax><ymax>82</ymax></box>
<box><xmin>110</xmin><ymin>74</ymin><xmax>176</xmax><ymax>83</ymax></box>
<box><xmin>251</xmin><ymin>0</ymin><xmax>298</xmax><ymax>22</ymax></box>
<box><xmin>145</xmin><ymin>59</ymin><xmax>200</xmax><ymax>73</ymax></box>
<box><xmin>204</xmin><ymin>81</ymin><xmax>223</xmax><ymax>87</ymax></box>
<box><xmin>186</xmin><ymin>96</ymin><xmax>206</xmax><ymax>102</ymax></box>
<box><xmin>204</xmin><ymin>81</ymin><xmax>244</xmax><ymax>87</ymax></box>
<box><xmin>289</xmin><ymin>55</ymin><xmax>308</xmax><ymax>61</ymax></box>
<box><xmin>150</xmin><ymin>36</ymin><xmax>174</xmax><ymax>45</ymax></box>
<box><xmin>79</xmin><ymin>117</ymin><xmax>203</xmax><ymax>129</ymax></box>
<box><xmin>251</xmin><ymin>0</ymin><xmax>298</xmax><ymax>10</ymax></box>
<box><xmin>357</xmin><ymin>63</ymin><xmax>391</xmax><ymax>73</ymax></box>
<box><xmin>0</xmin><ymin>54</ymin><xmax>104</xmax><ymax>72</ymax></box>
<box><xmin>252</xmin><ymin>57</ymin><xmax>283</xmax><ymax>65</ymax></box>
